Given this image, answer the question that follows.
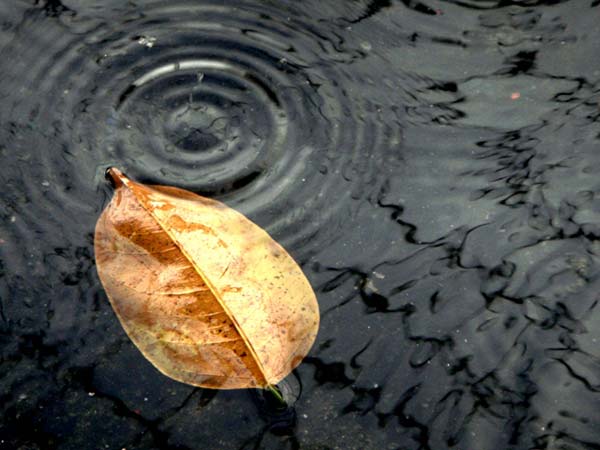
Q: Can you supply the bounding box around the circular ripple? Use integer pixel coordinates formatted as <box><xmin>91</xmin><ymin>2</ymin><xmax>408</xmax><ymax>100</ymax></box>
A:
<box><xmin>0</xmin><ymin>0</ymin><xmax>401</xmax><ymax>259</ymax></box>
<box><xmin>111</xmin><ymin>55</ymin><xmax>289</xmax><ymax>192</ymax></box>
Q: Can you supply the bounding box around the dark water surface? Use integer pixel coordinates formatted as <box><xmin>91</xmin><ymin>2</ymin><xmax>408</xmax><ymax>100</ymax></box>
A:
<box><xmin>1</xmin><ymin>1</ymin><xmax>600</xmax><ymax>449</ymax></box>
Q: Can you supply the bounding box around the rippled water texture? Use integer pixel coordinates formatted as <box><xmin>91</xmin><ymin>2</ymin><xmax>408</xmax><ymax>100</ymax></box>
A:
<box><xmin>2</xmin><ymin>1</ymin><xmax>600</xmax><ymax>449</ymax></box>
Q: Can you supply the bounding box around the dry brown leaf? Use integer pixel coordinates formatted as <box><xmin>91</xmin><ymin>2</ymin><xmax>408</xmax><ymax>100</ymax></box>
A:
<box><xmin>94</xmin><ymin>168</ymin><xmax>319</xmax><ymax>389</ymax></box>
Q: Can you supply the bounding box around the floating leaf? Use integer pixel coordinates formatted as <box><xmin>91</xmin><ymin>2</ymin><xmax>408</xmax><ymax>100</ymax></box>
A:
<box><xmin>94</xmin><ymin>168</ymin><xmax>319</xmax><ymax>389</ymax></box>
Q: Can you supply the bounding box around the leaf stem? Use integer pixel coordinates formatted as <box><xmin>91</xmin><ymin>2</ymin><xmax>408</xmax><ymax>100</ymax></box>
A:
<box><xmin>267</xmin><ymin>384</ymin><xmax>286</xmax><ymax>406</ymax></box>
<box><xmin>105</xmin><ymin>167</ymin><xmax>125</xmax><ymax>188</ymax></box>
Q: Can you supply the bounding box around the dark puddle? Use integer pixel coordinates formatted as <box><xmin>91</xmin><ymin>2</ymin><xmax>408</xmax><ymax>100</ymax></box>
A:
<box><xmin>1</xmin><ymin>1</ymin><xmax>600</xmax><ymax>449</ymax></box>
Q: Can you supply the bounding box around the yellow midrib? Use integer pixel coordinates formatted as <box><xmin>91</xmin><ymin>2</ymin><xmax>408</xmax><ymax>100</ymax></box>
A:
<box><xmin>121</xmin><ymin>175</ymin><xmax>272</xmax><ymax>388</ymax></box>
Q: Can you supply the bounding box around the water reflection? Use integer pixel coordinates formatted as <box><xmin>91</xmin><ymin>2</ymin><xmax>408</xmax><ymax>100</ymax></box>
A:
<box><xmin>1</xmin><ymin>0</ymin><xmax>600</xmax><ymax>449</ymax></box>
